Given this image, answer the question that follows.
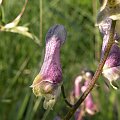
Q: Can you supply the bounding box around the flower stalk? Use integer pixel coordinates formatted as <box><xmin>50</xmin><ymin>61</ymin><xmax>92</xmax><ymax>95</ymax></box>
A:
<box><xmin>63</xmin><ymin>20</ymin><xmax>116</xmax><ymax>120</ymax></box>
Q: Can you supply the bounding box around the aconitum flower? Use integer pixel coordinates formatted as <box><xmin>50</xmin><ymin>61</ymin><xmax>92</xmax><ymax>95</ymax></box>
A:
<box><xmin>30</xmin><ymin>25</ymin><xmax>67</xmax><ymax>109</ymax></box>
<box><xmin>99</xmin><ymin>18</ymin><xmax>120</xmax><ymax>89</ymax></box>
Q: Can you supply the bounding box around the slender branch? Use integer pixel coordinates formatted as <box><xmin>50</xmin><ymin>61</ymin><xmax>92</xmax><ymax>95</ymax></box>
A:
<box><xmin>63</xmin><ymin>20</ymin><xmax>116</xmax><ymax>120</ymax></box>
<box><xmin>61</xmin><ymin>85</ymin><xmax>73</xmax><ymax>108</ymax></box>
<box><xmin>40</xmin><ymin>0</ymin><xmax>42</xmax><ymax>44</ymax></box>
<box><xmin>19</xmin><ymin>0</ymin><xmax>28</xmax><ymax>19</ymax></box>
<box><xmin>92</xmin><ymin>0</ymin><xmax>101</xmax><ymax>60</ymax></box>
<box><xmin>13</xmin><ymin>0</ymin><xmax>28</xmax><ymax>23</ymax></box>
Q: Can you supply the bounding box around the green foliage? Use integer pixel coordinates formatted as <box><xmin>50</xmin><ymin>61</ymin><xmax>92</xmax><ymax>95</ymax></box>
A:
<box><xmin>0</xmin><ymin>0</ymin><xmax>120</xmax><ymax>120</ymax></box>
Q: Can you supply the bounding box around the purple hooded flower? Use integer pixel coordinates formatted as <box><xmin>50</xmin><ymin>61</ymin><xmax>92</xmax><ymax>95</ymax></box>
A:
<box><xmin>99</xmin><ymin>18</ymin><xmax>120</xmax><ymax>89</ymax></box>
<box><xmin>30</xmin><ymin>25</ymin><xmax>67</xmax><ymax>109</ymax></box>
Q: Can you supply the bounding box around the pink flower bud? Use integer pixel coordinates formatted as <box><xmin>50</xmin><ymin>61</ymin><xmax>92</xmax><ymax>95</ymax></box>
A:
<box><xmin>74</xmin><ymin>71</ymin><xmax>98</xmax><ymax>119</ymax></box>
<box><xmin>31</xmin><ymin>25</ymin><xmax>67</xmax><ymax>109</ymax></box>
<box><xmin>74</xmin><ymin>76</ymin><xmax>83</xmax><ymax>99</ymax></box>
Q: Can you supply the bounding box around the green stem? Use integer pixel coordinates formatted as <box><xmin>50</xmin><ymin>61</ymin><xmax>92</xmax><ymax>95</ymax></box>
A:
<box><xmin>63</xmin><ymin>20</ymin><xmax>116</xmax><ymax>120</ymax></box>
<box><xmin>40</xmin><ymin>0</ymin><xmax>42</xmax><ymax>44</ymax></box>
<box><xmin>61</xmin><ymin>85</ymin><xmax>73</xmax><ymax>108</ymax></box>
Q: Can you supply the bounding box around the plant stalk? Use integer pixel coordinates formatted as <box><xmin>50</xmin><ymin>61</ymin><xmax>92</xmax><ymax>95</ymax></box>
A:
<box><xmin>63</xmin><ymin>20</ymin><xmax>116</xmax><ymax>120</ymax></box>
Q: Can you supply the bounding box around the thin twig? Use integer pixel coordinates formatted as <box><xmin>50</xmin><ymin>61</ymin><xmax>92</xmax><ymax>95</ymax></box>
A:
<box><xmin>61</xmin><ymin>85</ymin><xmax>73</xmax><ymax>108</ymax></box>
<box><xmin>18</xmin><ymin>0</ymin><xmax>28</xmax><ymax>19</ymax></box>
<box><xmin>40</xmin><ymin>0</ymin><xmax>42</xmax><ymax>44</ymax></box>
<box><xmin>12</xmin><ymin>0</ymin><xmax>28</xmax><ymax>24</ymax></box>
<box><xmin>63</xmin><ymin>20</ymin><xmax>116</xmax><ymax>120</ymax></box>
<box><xmin>92</xmin><ymin>0</ymin><xmax>101</xmax><ymax>60</ymax></box>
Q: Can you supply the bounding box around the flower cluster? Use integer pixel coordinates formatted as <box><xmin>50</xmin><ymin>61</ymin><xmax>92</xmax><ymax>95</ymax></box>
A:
<box><xmin>73</xmin><ymin>70</ymin><xmax>98</xmax><ymax>119</ymax></box>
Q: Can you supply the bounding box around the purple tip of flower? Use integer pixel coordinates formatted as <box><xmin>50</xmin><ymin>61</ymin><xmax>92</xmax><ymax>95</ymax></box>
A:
<box><xmin>46</xmin><ymin>24</ymin><xmax>67</xmax><ymax>45</ymax></box>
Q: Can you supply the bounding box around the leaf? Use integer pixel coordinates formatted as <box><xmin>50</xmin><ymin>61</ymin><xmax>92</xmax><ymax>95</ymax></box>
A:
<box><xmin>3</xmin><ymin>0</ymin><xmax>28</xmax><ymax>29</ymax></box>
<box><xmin>110</xmin><ymin>81</ymin><xmax>119</xmax><ymax>90</ymax></box>
<box><xmin>0</xmin><ymin>0</ymin><xmax>40</xmax><ymax>46</ymax></box>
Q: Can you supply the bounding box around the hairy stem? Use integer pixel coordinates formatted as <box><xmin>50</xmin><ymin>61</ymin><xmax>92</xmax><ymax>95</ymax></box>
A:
<box><xmin>63</xmin><ymin>20</ymin><xmax>116</xmax><ymax>120</ymax></box>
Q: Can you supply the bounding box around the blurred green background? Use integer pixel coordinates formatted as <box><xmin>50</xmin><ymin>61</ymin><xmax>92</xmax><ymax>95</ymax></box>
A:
<box><xmin>0</xmin><ymin>0</ymin><xmax>120</xmax><ymax>120</ymax></box>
